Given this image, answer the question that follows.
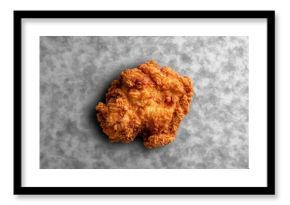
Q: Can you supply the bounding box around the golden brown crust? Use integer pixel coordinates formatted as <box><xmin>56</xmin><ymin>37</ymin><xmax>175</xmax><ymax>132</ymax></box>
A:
<box><xmin>96</xmin><ymin>60</ymin><xmax>194</xmax><ymax>148</ymax></box>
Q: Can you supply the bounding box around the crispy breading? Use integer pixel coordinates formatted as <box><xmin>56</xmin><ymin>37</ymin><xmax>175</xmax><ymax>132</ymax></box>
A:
<box><xmin>96</xmin><ymin>60</ymin><xmax>194</xmax><ymax>148</ymax></box>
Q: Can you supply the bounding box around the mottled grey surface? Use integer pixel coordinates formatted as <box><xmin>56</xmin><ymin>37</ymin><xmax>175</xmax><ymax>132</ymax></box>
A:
<box><xmin>40</xmin><ymin>36</ymin><xmax>248</xmax><ymax>169</ymax></box>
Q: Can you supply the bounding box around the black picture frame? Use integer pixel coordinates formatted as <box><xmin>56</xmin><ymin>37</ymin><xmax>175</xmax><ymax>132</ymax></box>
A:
<box><xmin>14</xmin><ymin>10</ymin><xmax>275</xmax><ymax>195</ymax></box>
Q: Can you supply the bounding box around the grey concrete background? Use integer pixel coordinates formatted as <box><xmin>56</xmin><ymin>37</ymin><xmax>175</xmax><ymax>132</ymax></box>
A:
<box><xmin>40</xmin><ymin>36</ymin><xmax>248</xmax><ymax>169</ymax></box>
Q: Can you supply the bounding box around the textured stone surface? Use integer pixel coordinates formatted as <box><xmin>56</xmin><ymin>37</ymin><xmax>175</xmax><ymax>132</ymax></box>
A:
<box><xmin>40</xmin><ymin>36</ymin><xmax>248</xmax><ymax>169</ymax></box>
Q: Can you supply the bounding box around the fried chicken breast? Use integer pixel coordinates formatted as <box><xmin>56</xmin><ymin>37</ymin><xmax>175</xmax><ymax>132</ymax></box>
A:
<box><xmin>96</xmin><ymin>60</ymin><xmax>194</xmax><ymax>148</ymax></box>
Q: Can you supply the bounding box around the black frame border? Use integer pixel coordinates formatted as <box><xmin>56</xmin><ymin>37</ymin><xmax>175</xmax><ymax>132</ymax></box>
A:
<box><xmin>14</xmin><ymin>10</ymin><xmax>275</xmax><ymax>195</ymax></box>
